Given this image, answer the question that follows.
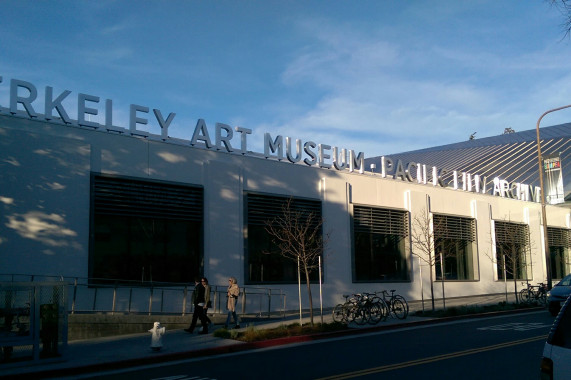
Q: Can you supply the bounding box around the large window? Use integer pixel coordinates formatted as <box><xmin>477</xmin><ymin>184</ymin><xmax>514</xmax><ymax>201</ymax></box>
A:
<box><xmin>433</xmin><ymin>214</ymin><xmax>478</xmax><ymax>281</ymax></box>
<box><xmin>548</xmin><ymin>227</ymin><xmax>571</xmax><ymax>279</ymax></box>
<box><xmin>245</xmin><ymin>193</ymin><xmax>322</xmax><ymax>284</ymax></box>
<box><xmin>90</xmin><ymin>175</ymin><xmax>203</xmax><ymax>284</ymax></box>
<box><xmin>494</xmin><ymin>221</ymin><xmax>530</xmax><ymax>281</ymax></box>
<box><xmin>352</xmin><ymin>206</ymin><xmax>409</xmax><ymax>282</ymax></box>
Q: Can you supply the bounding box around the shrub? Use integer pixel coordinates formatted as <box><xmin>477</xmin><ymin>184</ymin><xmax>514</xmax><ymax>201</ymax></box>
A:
<box><xmin>221</xmin><ymin>322</ymin><xmax>350</xmax><ymax>342</ymax></box>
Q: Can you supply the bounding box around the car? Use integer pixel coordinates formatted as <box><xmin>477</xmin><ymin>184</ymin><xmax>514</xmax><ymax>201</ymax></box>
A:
<box><xmin>540</xmin><ymin>292</ymin><xmax>571</xmax><ymax>379</ymax></box>
<box><xmin>547</xmin><ymin>274</ymin><xmax>571</xmax><ymax>316</ymax></box>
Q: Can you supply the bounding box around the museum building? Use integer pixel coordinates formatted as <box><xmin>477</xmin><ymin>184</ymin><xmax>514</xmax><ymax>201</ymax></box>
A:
<box><xmin>1</xmin><ymin>76</ymin><xmax>570</xmax><ymax>312</ymax></box>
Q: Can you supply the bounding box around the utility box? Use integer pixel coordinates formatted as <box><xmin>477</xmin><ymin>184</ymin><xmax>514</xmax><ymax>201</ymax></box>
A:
<box><xmin>0</xmin><ymin>282</ymin><xmax>67</xmax><ymax>367</ymax></box>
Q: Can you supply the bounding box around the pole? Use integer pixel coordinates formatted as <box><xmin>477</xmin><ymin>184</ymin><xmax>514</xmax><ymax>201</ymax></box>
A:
<box><xmin>319</xmin><ymin>256</ymin><xmax>323</xmax><ymax>324</ymax></box>
<box><xmin>536</xmin><ymin>104</ymin><xmax>571</xmax><ymax>290</ymax></box>
<box><xmin>419</xmin><ymin>257</ymin><xmax>424</xmax><ymax>312</ymax></box>
<box><xmin>503</xmin><ymin>253</ymin><xmax>508</xmax><ymax>303</ymax></box>
<box><xmin>440</xmin><ymin>251</ymin><xmax>446</xmax><ymax>310</ymax></box>
<box><xmin>298</xmin><ymin>256</ymin><xmax>302</xmax><ymax>326</ymax></box>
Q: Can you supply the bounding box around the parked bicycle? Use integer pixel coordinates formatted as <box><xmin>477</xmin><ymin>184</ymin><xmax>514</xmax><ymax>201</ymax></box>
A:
<box><xmin>377</xmin><ymin>289</ymin><xmax>409</xmax><ymax>319</ymax></box>
<box><xmin>519</xmin><ymin>282</ymin><xmax>547</xmax><ymax>306</ymax></box>
<box><xmin>359</xmin><ymin>292</ymin><xmax>388</xmax><ymax>325</ymax></box>
<box><xmin>332</xmin><ymin>293</ymin><xmax>388</xmax><ymax>325</ymax></box>
<box><xmin>332</xmin><ymin>294</ymin><xmax>359</xmax><ymax>324</ymax></box>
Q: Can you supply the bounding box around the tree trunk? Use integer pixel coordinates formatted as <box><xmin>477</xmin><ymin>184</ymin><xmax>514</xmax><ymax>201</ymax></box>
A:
<box><xmin>512</xmin><ymin>261</ymin><xmax>518</xmax><ymax>304</ymax></box>
<box><xmin>429</xmin><ymin>262</ymin><xmax>435</xmax><ymax>311</ymax></box>
<box><xmin>304</xmin><ymin>263</ymin><xmax>314</xmax><ymax>326</ymax></box>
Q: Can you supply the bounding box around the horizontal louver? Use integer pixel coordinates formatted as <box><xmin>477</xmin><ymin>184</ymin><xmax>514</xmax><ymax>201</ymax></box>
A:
<box><xmin>494</xmin><ymin>221</ymin><xmax>529</xmax><ymax>245</ymax></box>
<box><xmin>353</xmin><ymin>206</ymin><xmax>408</xmax><ymax>236</ymax></box>
<box><xmin>93</xmin><ymin>175</ymin><xmax>203</xmax><ymax>221</ymax></box>
<box><xmin>547</xmin><ymin>227</ymin><xmax>571</xmax><ymax>247</ymax></box>
<box><xmin>433</xmin><ymin>214</ymin><xmax>476</xmax><ymax>241</ymax></box>
<box><xmin>247</xmin><ymin>193</ymin><xmax>321</xmax><ymax>226</ymax></box>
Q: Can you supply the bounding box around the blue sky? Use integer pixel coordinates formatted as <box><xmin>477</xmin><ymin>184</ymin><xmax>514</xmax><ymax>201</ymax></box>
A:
<box><xmin>2</xmin><ymin>0</ymin><xmax>571</xmax><ymax>157</ymax></box>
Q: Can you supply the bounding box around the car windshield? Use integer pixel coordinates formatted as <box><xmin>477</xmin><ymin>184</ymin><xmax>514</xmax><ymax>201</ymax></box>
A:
<box><xmin>557</xmin><ymin>275</ymin><xmax>571</xmax><ymax>286</ymax></box>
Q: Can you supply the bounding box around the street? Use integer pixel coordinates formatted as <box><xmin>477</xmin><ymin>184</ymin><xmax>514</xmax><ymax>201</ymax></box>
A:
<box><xmin>80</xmin><ymin>311</ymin><xmax>554</xmax><ymax>380</ymax></box>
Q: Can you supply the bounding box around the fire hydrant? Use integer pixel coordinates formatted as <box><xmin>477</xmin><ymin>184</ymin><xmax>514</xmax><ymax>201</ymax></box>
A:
<box><xmin>148</xmin><ymin>322</ymin><xmax>165</xmax><ymax>351</ymax></box>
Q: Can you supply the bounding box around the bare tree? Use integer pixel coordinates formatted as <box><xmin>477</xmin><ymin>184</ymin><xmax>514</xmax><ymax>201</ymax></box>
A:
<box><xmin>265</xmin><ymin>198</ymin><xmax>329</xmax><ymax>326</ymax></box>
<box><xmin>549</xmin><ymin>0</ymin><xmax>571</xmax><ymax>38</ymax></box>
<box><xmin>411</xmin><ymin>208</ymin><xmax>455</xmax><ymax>311</ymax></box>
<box><xmin>485</xmin><ymin>219</ymin><xmax>534</xmax><ymax>303</ymax></box>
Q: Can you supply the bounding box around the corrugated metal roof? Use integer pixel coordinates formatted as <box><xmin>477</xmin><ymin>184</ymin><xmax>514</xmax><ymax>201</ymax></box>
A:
<box><xmin>365</xmin><ymin>123</ymin><xmax>571</xmax><ymax>197</ymax></box>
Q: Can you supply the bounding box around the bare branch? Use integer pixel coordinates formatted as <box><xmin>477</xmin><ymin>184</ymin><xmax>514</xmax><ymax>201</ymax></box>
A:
<box><xmin>549</xmin><ymin>0</ymin><xmax>571</xmax><ymax>38</ymax></box>
<box><xmin>264</xmin><ymin>197</ymin><xmax>330</xmax><ymax>326</ymax></box>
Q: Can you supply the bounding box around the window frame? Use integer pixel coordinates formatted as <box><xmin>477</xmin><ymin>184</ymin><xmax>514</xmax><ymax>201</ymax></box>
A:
<box><xmin>494</xmin><ymin>220</ymin><xmax>531</xmax><ymax>281</ymax></box>
<box><xmin>351</xmin><ymin>204</ymin><xmax>411</xmax><ymax>283</ymax></box>
<box><xmin>432</xmin><ymin>213</ymin><xmax>479</xmax><ymax>282</ymax></box>
<box><xmin>547</xmin><ymin>226</ymin><xmax>571</xmax><ymax>280</ymax></box>
<box><xmin>244</xmin><ymin>192</ymin><xmax>323</xmax><ymax>285</ymax></box>
<box><xmin>89</xmin><ymin>173</ymin><xmax>204</xmax><ymax>286</ymax></box>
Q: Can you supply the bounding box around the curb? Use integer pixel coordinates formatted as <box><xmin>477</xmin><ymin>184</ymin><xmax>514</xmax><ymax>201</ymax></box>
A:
<box><xmin>18</xmin><ymin>307</ymin><xmax>546</xmax><ymax>378</ymax></box>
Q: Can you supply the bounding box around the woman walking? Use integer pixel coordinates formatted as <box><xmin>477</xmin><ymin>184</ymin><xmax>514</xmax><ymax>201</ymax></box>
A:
<box><xmin>225</xmin><ymin>277</ymin><xmax>240</xmax><ymax>329</ymax></box>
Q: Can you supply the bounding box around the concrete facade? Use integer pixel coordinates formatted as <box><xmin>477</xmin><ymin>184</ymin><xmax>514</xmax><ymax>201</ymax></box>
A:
<box><xmin>1</xmin><ymin>113</ymin><xmax>570</xmax><ymax>312</ymax></box>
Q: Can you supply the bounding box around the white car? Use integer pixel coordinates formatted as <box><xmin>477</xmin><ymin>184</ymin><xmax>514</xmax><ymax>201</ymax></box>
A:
<box><xmin>540</xmin><ymin>293</ymin><xmax>571</xmax><ymax>379</ymax></box>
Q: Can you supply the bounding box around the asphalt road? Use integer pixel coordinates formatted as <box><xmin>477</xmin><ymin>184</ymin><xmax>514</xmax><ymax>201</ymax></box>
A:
<box><xmin>80</xmin><ymin>310</ymin><xmax>555</xmax><ymax>380</ymax></box>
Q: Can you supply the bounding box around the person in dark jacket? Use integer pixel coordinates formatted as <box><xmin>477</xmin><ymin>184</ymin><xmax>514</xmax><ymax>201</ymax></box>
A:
<box><xmin>202</xmin><ymin>277</ymin><xmax>212</xmax><ymax>326</ymax></box>
<box><xmin>184</xmin><ymin>277</ymin><xmax>209</xmax><ymax>334</ymax></box>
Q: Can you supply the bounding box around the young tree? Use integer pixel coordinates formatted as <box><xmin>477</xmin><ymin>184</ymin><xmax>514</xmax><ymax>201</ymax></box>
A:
<box><xmin>410</xmin><ymin>208</ymin><xmax>455</xmax><ymax>311</ymax></box>
<box><xmin>488</xmin><ymin>220</ymin><xmax>534</xmax><ymax>303</ymax></box>
<box><xmin>265</xmin><ymin>198</ymin><xmax>329</xmax><ymax>326</ymax></box>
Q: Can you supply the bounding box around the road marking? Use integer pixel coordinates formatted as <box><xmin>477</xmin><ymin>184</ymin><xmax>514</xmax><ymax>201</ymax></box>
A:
<box><xmin>315</xmin><ymin>335</ymin><xmax>547</xmax><ymax>380</ymax></box>
<box><xmin>477</xmin><ymin>322</ymin><xmax>551</xmax><ymax>331</ymax></box>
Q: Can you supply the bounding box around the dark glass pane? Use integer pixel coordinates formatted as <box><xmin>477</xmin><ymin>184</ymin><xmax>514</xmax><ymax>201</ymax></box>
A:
<box><xmin>354</xmin><ymin>231</ymin><xmax>408</xmax><ymax>281</ymax></box>
<box><xmin>435</xmin><ymin>238</ymin><xmax>473</xmax><ymax>280</ymax></box>
<box><xmin>550</xmin><ymin>246</ymin><xmax>568</xmax><ymax>279</ymax></box>
<box><xmin>90</xmin><ymin>176</ymin><xmax>203</xmax><ymax>286</ymax></box>
<box><xmin>91</xmin><ymin>215</ymin><xmax>201</xmax><ymax>284</ymax></box>
<box><xmin>496</xmin><ymin>242</ymin><xmax>528</xmax><ymax>280</ymax></box>
<box><xmin>246</xmin><ymin>195</ymin><xmax>321</xmax><ymax>284</ymax></box>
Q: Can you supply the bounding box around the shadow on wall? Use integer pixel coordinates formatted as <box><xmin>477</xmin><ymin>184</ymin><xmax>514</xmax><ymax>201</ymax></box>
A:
<box><xmin>0</xmin><ymin>124</ymin><xmax>89</xmax><ymax>275</ymax></box>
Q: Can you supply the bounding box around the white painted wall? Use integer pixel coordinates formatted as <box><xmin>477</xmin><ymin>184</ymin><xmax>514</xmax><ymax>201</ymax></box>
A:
<box><xmin>1</xmin><ymin>114</ymin><xmax>570</xmax><ymax>312</ymax></box>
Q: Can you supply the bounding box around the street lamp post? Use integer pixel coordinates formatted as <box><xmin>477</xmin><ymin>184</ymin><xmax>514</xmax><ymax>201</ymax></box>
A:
<box><xmin>536</xmin><ymin>104</ymin><xmax>571</xmax><ymax>290</ymax></box>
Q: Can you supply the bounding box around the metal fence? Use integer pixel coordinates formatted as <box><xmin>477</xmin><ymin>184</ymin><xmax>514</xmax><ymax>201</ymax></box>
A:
<box><xmin>0</xmin><ymin>281</ymin><xmax>68</xmax><ymax>366</ymax></box>
<box><xmin>0</xmin><ymin>274</ymin><xmax>286</xmax><ymax>318</ymax></box>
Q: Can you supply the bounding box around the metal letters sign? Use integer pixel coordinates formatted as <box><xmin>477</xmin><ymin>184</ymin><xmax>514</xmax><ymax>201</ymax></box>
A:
<box><xmin>0</xmin><ymin>75</ymin><xmax>539</xmax><ymax>203</ymax></box>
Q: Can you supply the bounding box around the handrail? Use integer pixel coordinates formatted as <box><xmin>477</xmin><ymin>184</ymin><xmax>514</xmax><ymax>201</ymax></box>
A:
<box><xmin>0</xmin><ymin>273</ymin><xmax>286</xmax><ymax>318</ymax></box>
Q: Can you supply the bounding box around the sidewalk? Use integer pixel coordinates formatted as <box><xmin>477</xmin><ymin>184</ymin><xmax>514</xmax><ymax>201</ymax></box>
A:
<box><xmin>0</xmin><ymin>293</ymin><xmax>532</xmax><ymax>378</ymax></box>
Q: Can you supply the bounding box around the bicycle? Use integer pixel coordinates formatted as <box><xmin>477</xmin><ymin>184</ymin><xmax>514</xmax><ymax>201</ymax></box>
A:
<box><xmin>519</xmin><ymin>282</ymin><xmax>547</xmax><ymax>306</ymax></box>
<box><xmin>332</xmin><ymin>293</ymin><xmax>388</xmax><ymax>325</ymax></box>
<box><xmin>360</xmin><ymin>292</ymin><xmax>388</xmax><ymax>325</ymax></box>
<box><xmin>377</xmin><ymin>289</ymin><xmax>409</xmax><ymax>319</ymax></box>
<box><xmin>332</xmin><ymin>294</ymin><xmax>360</xmax><ymax>324</ymax></box>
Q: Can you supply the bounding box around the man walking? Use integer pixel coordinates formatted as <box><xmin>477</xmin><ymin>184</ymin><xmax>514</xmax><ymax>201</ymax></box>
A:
<box><xmin>184</xmin><ymin>277</ymin><xmax>209</xmax><ymax>334</ymax></box>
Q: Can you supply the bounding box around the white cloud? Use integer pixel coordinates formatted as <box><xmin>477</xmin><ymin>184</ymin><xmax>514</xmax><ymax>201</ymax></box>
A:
<box><xmin>257</xmin><ymin>12</ymin><xmax>571</xmax><ymax>156</ymax></box>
